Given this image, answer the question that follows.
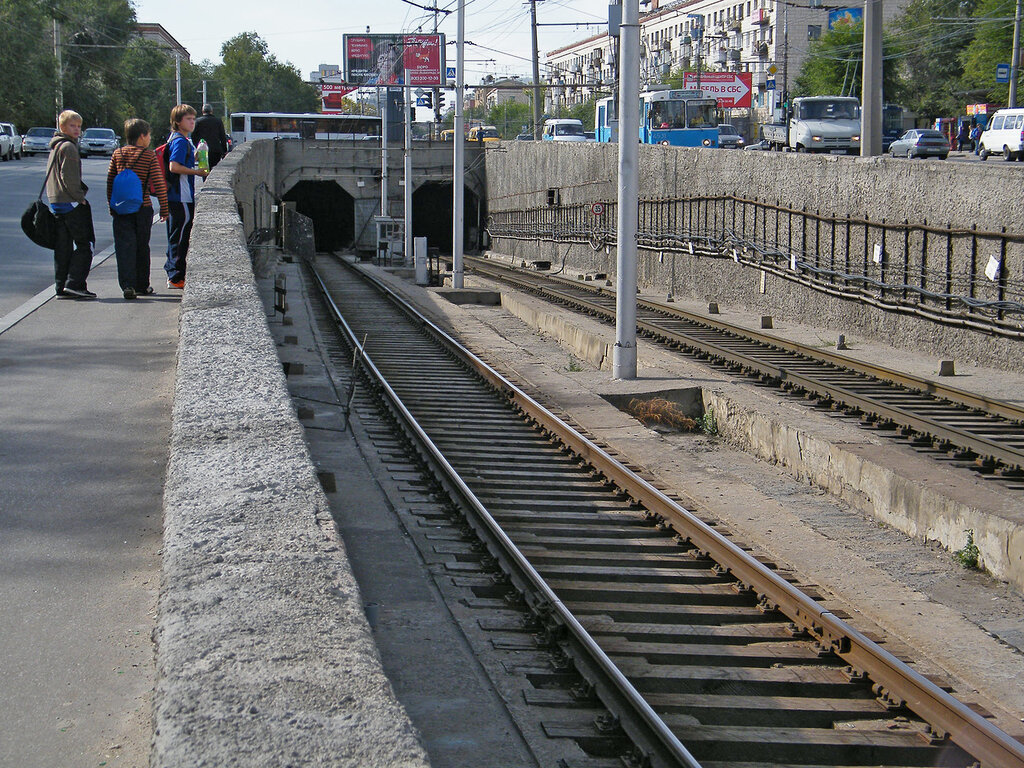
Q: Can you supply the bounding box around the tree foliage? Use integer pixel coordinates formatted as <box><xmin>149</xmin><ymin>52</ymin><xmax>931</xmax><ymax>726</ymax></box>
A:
<box><xmin>960</xmin><ymin>0</ymin><xmax>1022</xmax><ymax>104</ymax></box>
<box><xmin>219</xmin><ymin>32</ymin><xmax>318</xmax><ymax>114</ymax></box>
<box><xmin>792</xmin><ymin>20</ymin><xmax>903</xmax><ymax>102</ymax></box>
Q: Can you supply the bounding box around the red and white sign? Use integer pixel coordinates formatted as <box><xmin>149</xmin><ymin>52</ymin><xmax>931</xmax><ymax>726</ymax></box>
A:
<box><xmin>682</xmin><ymin>72</ymin><xmax>752</xmax><ymax>109</ymax></box>
<box><xmin>343</xmin><ymin>33</ymin><xmax>446</xmax><ymax>87</ymax></box>
<box><xmin>320</xmin><ymin>83</ymin><xmax>356</xmax><ymax>113</ymax></box>
<box><xmin>591</xmin><ymin>202</ymin><xmax>605</xmax><ymax>216</ymax></box>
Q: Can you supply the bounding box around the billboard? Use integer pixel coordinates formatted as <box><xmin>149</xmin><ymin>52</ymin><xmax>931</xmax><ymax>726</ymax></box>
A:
<box><xmin>343</xmin><ymin>34</ymin><xmax>446</xmax><ymax>87</ymax></box>
<box><xmin>682</xmin><ymin>72</ymin><xmax>752</xmax><ymax>109</ymax></box>
<box><xmin>828</xmin><ymin>7</ymin><xmax>863</xmax><ymax>28</ymax></box>
<box><xmin>319</xmin><ymin>83</ymin><xmax>356</xmax><ymax>113</ymax></box>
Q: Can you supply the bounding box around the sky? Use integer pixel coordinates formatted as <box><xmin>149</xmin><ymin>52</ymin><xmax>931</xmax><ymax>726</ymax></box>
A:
<box><xmin>131</xmin><ymin>0</ymin><xmax>611</xmax><ymax>82</ymax></box>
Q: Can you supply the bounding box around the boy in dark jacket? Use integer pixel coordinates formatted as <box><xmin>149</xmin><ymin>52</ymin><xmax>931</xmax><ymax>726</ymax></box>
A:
<box><xmin>46</xmin><ymin>110</ymin><xmax>95</xmax><ymax>298</ymax></box>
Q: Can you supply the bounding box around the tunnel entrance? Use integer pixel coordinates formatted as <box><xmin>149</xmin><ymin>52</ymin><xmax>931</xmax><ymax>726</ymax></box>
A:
<box><xmin>412</xmin><ymin>182</ymin><xmax>483</xmax><ymax>254</ymax></box>
<box><xmin>282</xmin><ymin>181</ymin><xmax>354</xmax><ymax>252</ymax></box>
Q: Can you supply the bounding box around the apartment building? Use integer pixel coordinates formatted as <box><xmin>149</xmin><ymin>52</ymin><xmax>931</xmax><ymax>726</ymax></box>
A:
<box><xmin>546</xmin><ymin>0</ymin><xmax>858</xmax><ymax>122</ymax></box>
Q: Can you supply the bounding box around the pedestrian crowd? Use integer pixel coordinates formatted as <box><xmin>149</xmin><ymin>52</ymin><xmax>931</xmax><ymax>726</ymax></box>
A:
<box><xmin>31</xmin><ymin>103</ymin><xmax>229</xmax><ymax>300</ymax></box>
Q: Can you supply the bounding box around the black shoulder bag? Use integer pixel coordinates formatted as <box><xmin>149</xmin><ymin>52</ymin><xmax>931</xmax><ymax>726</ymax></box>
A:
<box><xmin>20</xmin><ymin>147</ymin><xmax>63</xmax><ymax>249</ymax></box>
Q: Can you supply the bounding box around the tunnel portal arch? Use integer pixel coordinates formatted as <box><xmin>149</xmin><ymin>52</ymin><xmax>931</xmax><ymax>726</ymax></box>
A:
<box><xmin>412</xmin><ymin>182</ymin><xmax>483</xmax><ymax>254</ymax></box>
<box><xmin>281</xmin><ymin>180</ymin><xmax>354</xmax><ymax>252</ymax></box>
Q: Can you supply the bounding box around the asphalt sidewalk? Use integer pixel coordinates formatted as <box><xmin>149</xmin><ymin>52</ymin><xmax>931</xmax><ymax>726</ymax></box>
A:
<box><xmin>0</xmin><ymin>232</ymin><xmax>178</xmax><ymax>767</ymax></box>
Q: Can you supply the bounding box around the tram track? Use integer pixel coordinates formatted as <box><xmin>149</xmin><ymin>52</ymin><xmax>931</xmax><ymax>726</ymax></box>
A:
<box><xmin>307</xmin><ymin>254</ymin><xmax>1024</xmax><ymax>768</ymax></box>
<box><xmin>453</xmin><ymin>255</ymin><xmax>1024</xmax><ymax>486</ymax></box>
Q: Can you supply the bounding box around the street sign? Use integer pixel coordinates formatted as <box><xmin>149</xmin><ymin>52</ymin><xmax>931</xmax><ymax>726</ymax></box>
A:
<box><xmin>682</xmin><ymin>72</ymin><xmax>753</xmax><ymax>108</ymax></box>
<box><xmin>446</xmin><ymin>66</ymin><xmax>457</xmax><ymax>80</ymax></box>
<box><xmin>416</xmin><ymin>97</ymin><xmax>430</xmax><ymax>107</ymax></box>
<box><xmin>591</xmin><ymin>202</ymin><xmax>605</xmax><ymax>216</ymax></box>
<box><xmin>766</xmin><ymin>77</ymin><xmax>776</xmax><ymax>90</ymax></box>
<box><xmin>996</xmin><ymin>63</ymin><xmax>1011</xmax><ymax>83</ymax></box>
<box><xmin>767</xmin><ymin>64</ymin><xmax>777</xmax><ymax>75</ymax></box>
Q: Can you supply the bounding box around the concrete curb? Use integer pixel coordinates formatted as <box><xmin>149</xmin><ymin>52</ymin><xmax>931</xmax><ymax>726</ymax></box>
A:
<box><xmin>151</xmin><ymin>144</ymin><xmax>430</xmax><ymax>767</ymax></box>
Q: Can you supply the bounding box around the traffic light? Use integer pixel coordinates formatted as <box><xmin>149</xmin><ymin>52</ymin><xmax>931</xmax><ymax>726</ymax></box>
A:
<box><xmin>423</xmin><ymin>92</ymin><xmax>433</xmax><ymax>108</ymax></box>
<box><xmin>436</xmin><ymin>91</ymin><xmax>446</xmax><ymax>112</ymax></box>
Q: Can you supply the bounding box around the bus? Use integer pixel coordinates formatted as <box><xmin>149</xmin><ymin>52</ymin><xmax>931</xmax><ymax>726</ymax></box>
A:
<box><xmin>596</xmin><ymin>88</ymin><xmax>719</xmax><ymax>147</ymax></box>
<box><xmin>229</xmin><ymin>112</ymin><xmax>382</xmax><ymax>144</ymax></box>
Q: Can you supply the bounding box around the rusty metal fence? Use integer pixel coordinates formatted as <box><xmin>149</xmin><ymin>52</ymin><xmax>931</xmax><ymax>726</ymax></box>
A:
<box><xmin>486</xmin><ymin>195</ymin><xmax>1024</xmax><ymax>337</ymax></box>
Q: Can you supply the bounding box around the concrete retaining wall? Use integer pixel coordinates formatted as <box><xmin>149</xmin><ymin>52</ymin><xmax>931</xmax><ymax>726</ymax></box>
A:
<box><xmin>485</xmin><ymin>143</ymin><xmax>1024</xmax><ymax>371</ymax></box>
<box><xmin>152</xmin><ymin>143</ymin><xmax>430</xmax><ymax>767</ymax></box>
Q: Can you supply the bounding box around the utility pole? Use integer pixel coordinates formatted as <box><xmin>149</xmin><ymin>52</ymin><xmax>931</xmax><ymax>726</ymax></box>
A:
<box><xmin>860</xmin><ymin>0</ymin><xmax>883</xmax><ymax>154</ymax></box>
<box><xmin>404</xmin><ymin>86</ymin><xmax>413</xmax><ymax>266</ymax></box>
<box><xmin>53</xmin><ymin>19</ymin><xmax>64</xmax><ymax>116</ymax></box>
<box><xmin>202</xmin><ymin>79</ymin><xmax>208</xmax><ymax>107</ymax></box>
<box><xmin>781</xmin><ymin>3</ymin><xmax>789</xmax><ymax>113</ymax></box>
<box><xmin>530</xmin><ymin>0</ymin><xmax>543</xmax><ymax>139</ymax></box>
<box><xmin>614</xmin><ymin>0</ymin><xmax>640</xmax><ymax>380</ymax></box>
<box><xmin>1010</xmin><ymin>0</ymin><xmax>1022</xmax><ymax>107</ymax></box>
<box><xmin>175</xmin><ymin>53</ymin><xmax>182</xmax><ymax>104</ymax></box>
<box><xmin>452</xmin><ymin>0</ymin><xmax>466</xmax><ymax>289</ymax></box>
<box><xmin>380</xmin><ymin>87</ymin><xmax>389</xmax><ymax>217</ymax></box>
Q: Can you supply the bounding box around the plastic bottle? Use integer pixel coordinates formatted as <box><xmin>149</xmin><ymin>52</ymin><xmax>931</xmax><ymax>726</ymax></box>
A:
<box><xmin>196</xmin><ymin>139</ymin><xmax>209</xmax><ymax>173</ymax></box>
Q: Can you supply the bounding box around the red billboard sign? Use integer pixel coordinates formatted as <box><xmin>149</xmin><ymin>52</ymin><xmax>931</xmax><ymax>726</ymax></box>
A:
<box><xmin>682</xmin><ymin>72</ymin><xmax>753</xmax><ymax>108</ymax></box>
<box><xmin>343</xmin><ymin>34</ymin><xmax>446</xmax><ymax>87</ymax></box>
<box><xmin>319</xmin><ymin>83</ymin><xmax>356</xmax><ymax>113</ymax></box>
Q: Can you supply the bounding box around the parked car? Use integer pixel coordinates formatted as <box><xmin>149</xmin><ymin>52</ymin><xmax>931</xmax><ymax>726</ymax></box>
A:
<box><xmin>977</xmin><ymin>108</ymin><xmax>1024</xmax><ymax>161</ymax></box>
<box><xmin>541</xmin><ymin>118</ymin><xmax>587</xmax><ymax>142</ymax></box>
<box><xmin>22</xmin><ymin>126</ymin><xmax>56</xmax><ymax>156</ymax></box>
<box><xmin>888</xmin><ymin>129</ymin><xmax>949</xmax><ymax>159</ymax></box>
<box><xmin>80</xmin><ymin>127</ymin><xmax>119</xmax><ymax>157</ymax></box>
<box><xmin>0</xmin><ymin>122</ymin><xmax>19</xmax><ymax>160</ymax></box>
<box><xmin>515</xmin><ymin>132</ymin><xmax>534</xmax><ymax>141</ymax></box>
<box><xmin>717</xmin><ymin>123</ymin><xmax>745</xmax><ymax>148</ymax></box>
<box><xmin>743</xmin><ymin>139</ymin><xmax>771</xmax><ymax>151</ymax></box>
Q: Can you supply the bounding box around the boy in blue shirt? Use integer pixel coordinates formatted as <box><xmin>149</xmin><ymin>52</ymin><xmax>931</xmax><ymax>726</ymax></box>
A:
<box><xmin>164</xmin><ymin>104</ymin><xmax>209</xmax><ymax>289</ymax></box>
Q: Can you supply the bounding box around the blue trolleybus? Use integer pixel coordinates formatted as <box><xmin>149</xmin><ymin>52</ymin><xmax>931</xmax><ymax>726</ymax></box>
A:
<box><xmin>596</xmin><ymin>88</ymin><xmax>719</xmax><ymax>147</ymax></box>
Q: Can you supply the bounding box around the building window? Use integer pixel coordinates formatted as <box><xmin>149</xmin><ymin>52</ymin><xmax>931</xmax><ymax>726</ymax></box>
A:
<box><xmin>807</xmin><ymin>24</ymin><xmax>821</xmax><ymax>40</ymax></box>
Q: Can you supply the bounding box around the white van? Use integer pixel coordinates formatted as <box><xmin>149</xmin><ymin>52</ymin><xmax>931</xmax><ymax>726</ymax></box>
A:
<box><xmin>542</xmin><ymin>118</ymin><xmax>587</xmax><ymax>142</ymax></box>
<box><xmin>978</xmin><ymin>108</ymin><xmax>1024</xmax><ymax>161</ymax></box>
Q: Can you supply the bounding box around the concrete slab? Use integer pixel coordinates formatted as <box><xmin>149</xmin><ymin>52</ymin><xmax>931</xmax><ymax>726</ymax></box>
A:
<box><xmin>0</xmin><ymin>243</ymin><xmax>177</xmax><ymax>768</ymax></box>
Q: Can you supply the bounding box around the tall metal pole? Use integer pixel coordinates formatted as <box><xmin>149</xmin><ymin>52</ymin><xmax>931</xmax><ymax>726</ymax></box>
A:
<box><xmin>782</xmin><ymin>3</ymin><xmax>789</xmax><ymax>112</ymax></box>
<box><xmin>614</xmin><ymin>0</ymin><xmax>640</xmax><ymax>380</ymax></box>
<box><xmin>53</xmin><ymin>19</ymin><xmax>64</xmax><ymax>115</ymax></box>
<box><xmin>530</xmin><ymin>0</ymin><xmax>543</xmax><ymax>139</ymax></box>
<box><xmin>452</xmin><ymin>0</ymin><xmax>466</xmax><ymax>289</ymax></box>
<box><xmin>381</xmin><ymin>87</ymin><xmax>389</xmax><ymax>217</ymax></box>
<box><xmin>175</xmin><ymin>53</ymin><xmax>182</xmax><ymax>104</ymax></box>
<box><xmin>860</xmin><ymin>0</ymin><xmax>883</xmax><ymax>155</ymax></box>
<box><xmin>1010</xmin><ymin>0</ymin><xmax>1022</xmax><ymax>107</ymax></box>
<box><xmin>202</xmin><ymin>79</ymin><xmax>208</xmax><ymax>107</ymax></box>
<box><xmin>404</xmin><ymin>86</ymin><xmax>413</xmax><ymax>266</ymax></box>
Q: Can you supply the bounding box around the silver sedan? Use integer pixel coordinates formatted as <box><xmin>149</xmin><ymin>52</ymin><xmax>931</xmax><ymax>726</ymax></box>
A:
<box><xmin>888</xmin><ymin>129</ymin><xmax>949</xmax><ymax>159</ymax></box>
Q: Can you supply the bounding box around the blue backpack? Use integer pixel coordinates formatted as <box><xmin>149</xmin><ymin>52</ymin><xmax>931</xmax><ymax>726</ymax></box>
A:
<box><xmin>110</xmin><ymin>150</ymin><xmax>144</xmax><ymax>214</ymax></box>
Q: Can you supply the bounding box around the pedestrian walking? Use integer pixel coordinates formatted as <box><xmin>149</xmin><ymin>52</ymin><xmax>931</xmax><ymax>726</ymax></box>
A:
<box><xmin>956</xmin><ymin>122</ymin><xmax>970</xmax><ymax>152</ymax></box>
<box><xmin>164</xmin><ymin>104</ymin><xmax>208</xmax><ymax>290</ymax></box>
<box><xmin>970</xmin><ymin>122</ymin><xmax>982</xmax><ymax>154</ymax></box>
<box><xmin>106</xmin><ymin>119</ymin><xmax>169</xmax><ymax>299</ymax></box>
<box><xmin>46</xmin><ymin>109</ymin><xmax>96</xmax><ymax>299</ymax></box>
<box><xmin>191</xmin><ymin>104</ymin><xmax>229</xmax><ymax>169</ymax></box>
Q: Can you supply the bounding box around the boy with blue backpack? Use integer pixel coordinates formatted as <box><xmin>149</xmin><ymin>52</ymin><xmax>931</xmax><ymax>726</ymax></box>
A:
<box><xmin>106</xmin><ymin>118</ymin><xmax>169</xmax><ymax>299</ymax></box>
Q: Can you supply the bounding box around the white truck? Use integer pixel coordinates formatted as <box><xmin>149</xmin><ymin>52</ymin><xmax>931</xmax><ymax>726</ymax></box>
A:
<box><xmin>762</xmin><ymin>96</ymin><xmax>861</xmax><ymax>154</ymax></box>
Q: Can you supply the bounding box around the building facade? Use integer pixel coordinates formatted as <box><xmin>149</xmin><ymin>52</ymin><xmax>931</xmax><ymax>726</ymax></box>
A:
<box><xmin>545</xmin><ymin>0</ymin><xmax>876</xmax><ymax>125</ymax></box>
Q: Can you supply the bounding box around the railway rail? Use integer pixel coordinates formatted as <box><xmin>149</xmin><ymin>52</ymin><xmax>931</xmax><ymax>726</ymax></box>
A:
<box><xmin>307</xmin><ymin>254</ymin><xmax>1024</xmax><ymax>768</ymax></box>
<box><xmin>453</xmin><ymin>254</ymin><xmax>1024</xmax><ymax>482</ymax></box>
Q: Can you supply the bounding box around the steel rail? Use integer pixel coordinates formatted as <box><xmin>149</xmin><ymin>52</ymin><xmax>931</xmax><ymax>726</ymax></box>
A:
<box><xmin>461</xmin><ymin>256</ymin><xmax>1024</xmax><ymax>469</ymax></box>
<box><xmin>466</xmin><ymin>255</ymin><xmax>1024</xmax><ymax>425</ymax></box>
<box><xmin>317</xmin><ymin>257</ymin><xmax>1024</xmax><ymax>768</ymax></box>
<box><xmin>309</xmin><ymin>263</ymin><xmax>703</xmax><ymax>768</ymax></box>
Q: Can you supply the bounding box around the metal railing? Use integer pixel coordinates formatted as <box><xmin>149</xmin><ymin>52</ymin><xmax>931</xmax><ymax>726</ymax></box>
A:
<box><xmin>486</xmin><ymin>195</ymin><xmax>1024</xmax><ymax>337</ymax></box>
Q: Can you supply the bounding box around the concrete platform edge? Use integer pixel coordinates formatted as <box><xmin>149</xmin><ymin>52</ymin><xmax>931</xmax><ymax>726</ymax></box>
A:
<box><xmin>151</xmin><ymin>143</ymin><xmax>430</xmax><ymax>767</ymax></box>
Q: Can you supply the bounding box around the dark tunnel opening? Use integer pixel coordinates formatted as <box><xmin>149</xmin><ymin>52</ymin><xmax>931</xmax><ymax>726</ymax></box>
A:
<box><xmin>412</xmin><ymin>182</ymin><xmax>483</xmax><ymax>254</ymax></box>
<box><xmin>282</xmin><ymin>181</ymin><xmax>354</xmax><ymax>252</ymax></box>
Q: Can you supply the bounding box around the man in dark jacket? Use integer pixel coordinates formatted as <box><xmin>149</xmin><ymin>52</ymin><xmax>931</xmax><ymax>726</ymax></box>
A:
<box><xmin>191</xmin><ymin>104</ymin><xmax>229</xmax><ymax>168</ymax></box>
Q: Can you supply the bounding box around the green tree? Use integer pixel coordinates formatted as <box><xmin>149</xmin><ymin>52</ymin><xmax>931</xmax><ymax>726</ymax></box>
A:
<box><xmin>0</xmin><ymin>0</ymin><xmax>55</xmax><ymax>128</ymax></box>
<box><xmin>218</xmin><ymin>32</ymin><xmax>318</xmax><ymax>113</ymax></box>
<box><xmin>486</xmin><ymin>101</ymin><xmax>532</xmax><ymax>138</ymax></box>
<box><xmin>792</xmin><ymin>20</ymin><xmax>903</xmax><ymax>102</ymax></box>
<box><xmin>960</xmin><ymin>0</ymin><xmax>1021</xmax><ymax>104</ymax></box>
<box><xmin>891</xmin><ymin>0</ymin><xmax>978</xmax><ymax>117</ymax></box>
